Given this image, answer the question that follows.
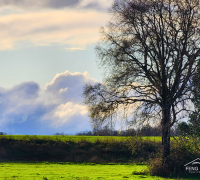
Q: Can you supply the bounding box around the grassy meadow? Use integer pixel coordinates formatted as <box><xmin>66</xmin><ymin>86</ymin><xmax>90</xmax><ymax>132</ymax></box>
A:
<box><xmin>0</xmin><ymin>135</ymin><xmax>164</xmax><ymax>142</ymax></box>
<box><xmin>0</xmin><ymin>135</ymin><xmax>198</xmax><ymax>179</ymax></box>
<box><xmin>0</xmin><ymin>162</ymin><xmax>184</xmax><ymax>180</ymax></box>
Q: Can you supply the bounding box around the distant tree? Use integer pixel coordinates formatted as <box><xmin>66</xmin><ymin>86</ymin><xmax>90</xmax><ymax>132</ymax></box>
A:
<box><xmin>83</xmin><ymin>0</ymin><xmax>200</xmax><ymax>166</ymax></box>
<box><xmin>137</xmin><ymin>124</ymin><xmax>162</xmax><ymax>136</ymax></box>
<box><xmin>188</xmin><ymin>113</ymin><xmax>200</xmax><ymax>137</ymax></box>
<box><xmin>178</xmin><ymin>119</ymin><xmax>200</xmax><ymax>137</ymax></box>
<box><xmin>178</xmin><ymin>61</ymin><xmax>200</xmax><ymax>134</ymax></box>
<box><xmin>139</xmin><ymin>125</ymin><xmax>153</xmax><ymax>136</ymax></box>
<box><xmin>188</xmin><ymin>60</ymin><xmax>200</xmax><ymax>137</ymax></box>
<box><xmin>99</xmin><ymin>125</ymin><xmax>113</xmax><ymax>136</ymax></box>
<box><xmin>118</xmin><ymin>128</ymin><xmax>136</xmax><ymax>136</ymax></box>
<box><xmin>54</xmin><ymin>132</ymin><xmax>64</xmax><ymax>135</ymax></box>
<box><xmin>177</xmin><ymin>120</ymin><xmax>200</xmax><ymax>151</ymax></box>
<box><xmin>76</xmin><ymin>131</ymin><xmax>94</xmax><ymax>136</ymax></box>
<box><xmin>124</xmin><ymin>128</ymin><xmax>137</xmax><ymax>136</ymax></box>
<box><xmin>177</xmin><ymin>121</ymin><xmax>190</xmax><ymax>136</ymax></box>
<box><xmin>177</xmin><ymin>61</ymin><xmax>200</xmax><ymax>140</ymax></box>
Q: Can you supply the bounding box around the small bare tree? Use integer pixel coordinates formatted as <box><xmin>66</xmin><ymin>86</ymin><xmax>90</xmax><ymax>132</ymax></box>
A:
<box><xmin>83</xmin><ymin>0</ymin><xmax>200</xmax><ymax>166</ymax></box>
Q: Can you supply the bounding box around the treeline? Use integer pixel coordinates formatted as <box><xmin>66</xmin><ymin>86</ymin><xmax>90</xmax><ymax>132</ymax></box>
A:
<box><xmin>76</xmin><ymin>124</ymin><xmax>179</xmax><ymax>136</ymax></box>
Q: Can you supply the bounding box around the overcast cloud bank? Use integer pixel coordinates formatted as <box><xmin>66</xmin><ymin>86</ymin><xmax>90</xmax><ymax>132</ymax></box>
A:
<box><xmin>0</xmin><ymin>0</ymin><xmax>114</xmax><ymax>10</ymax></box>
<box><xmin>0</xmin><ymin>71</ymin><xmax>96</xmax><ymax>135</ymax></box>
<box><xmin>0</xmin><ymin>0</ymin><xmax>112</xmax><ymax>134</ymax></box>
<box><xmin>0</xmin><ymin>9</ymin><xmax>109</xmax><ymax>50</ymax></box>
<box><xmin>0</xmin><ymin>0</ymin><xmax>80</xmax><ymax>9</ymax></box>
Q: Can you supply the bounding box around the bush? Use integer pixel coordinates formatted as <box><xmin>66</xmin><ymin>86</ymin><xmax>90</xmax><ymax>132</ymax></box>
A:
<box><xmin>149</xmin><ymin>137</ymin><xmax>200</xmax><ymax>176</ymax></box>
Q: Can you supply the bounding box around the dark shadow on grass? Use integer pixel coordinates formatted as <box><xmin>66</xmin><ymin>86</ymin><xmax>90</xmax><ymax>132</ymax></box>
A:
<box><xmin>132</xmin><ymin>171</ymin><xmax>148</xmax><ymax>176</ymax></box>
<box><xmin>154</xmin><ymin>173</ymin><xmax>200</xmax><ymax>180</ymax></box>
<box><xmin>132</xmin><ymin>169</ymin><xmax>200</xmax><ymax>179</ymax></box>
<box><xmin>0</xmin><ymin>161</ymin><xmax>137</xmax><ymax>166</ymax></box>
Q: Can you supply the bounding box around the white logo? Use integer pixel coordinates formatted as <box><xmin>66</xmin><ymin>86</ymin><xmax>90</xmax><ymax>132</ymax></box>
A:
<box><xmin>185</xmin><ymin>158</ymin><xmax>200</xmax><ymax>173</ymax></box>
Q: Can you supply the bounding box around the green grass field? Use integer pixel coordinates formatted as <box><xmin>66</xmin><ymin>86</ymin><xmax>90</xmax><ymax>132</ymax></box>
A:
<box><xmin>0</xmin><ymin>162</ymin><xmax>179</xmax><ymax>180</ymax></box>
<box><xmin>0</xmin><ymin>136</ymin><xmax>198</xmax><ymax>180</ymax></box>
<box><xmin>0</xmin><ymin>135</ymin><xmax>164</xmax><ymax>142</ymax></box>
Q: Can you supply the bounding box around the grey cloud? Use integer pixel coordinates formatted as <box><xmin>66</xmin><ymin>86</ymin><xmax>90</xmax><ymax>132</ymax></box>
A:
<box><xmin>0</xmin><ymin>71</ymin><xmax>96</xmax><ymax>135</ymax></box>
<box><xmin>0</xmin><ymin>82</ymin><xmax>42</xmax><ymax>126</ymax></box>
<box><xmin>0</xmin><ymin>0</ymin><xmax>81</xmax><ymax>9</ymax></box>
<box><xmin>47</xmin><ymin>0</ymin><xmax>81</xmax><ymax>8</ymax></box>
<box><xmin>80</xmin><ymin>2</ymin><xmax>107</xmax><ymax>11</ymax></box>
<box><xmin>3</xmin><ymin>103</ymin><xmax>55</xmax><ymax>135</ymax></box>
<box><xmin>0</xmin><ymin>82</ymin><xmax>42</xmax><ymax>125</ymax></box>
<box><xmin>0</xmin><ymin>0</ymin><xmax>38</xmax><ymax>6</ymax></box>
<box><xmin>0</xmin><ymin>82</ymin><xmax>40</xmax><ymax>113</ymax></box>
<box><xmin>10</xmin><ymin>81</ymin><xmax>40</xmax><ymax>99</ymax></box>
<box><xmin>0</xmin><ymin>0</ymin><xmax>111</xmax><ymax>11</ymax></box>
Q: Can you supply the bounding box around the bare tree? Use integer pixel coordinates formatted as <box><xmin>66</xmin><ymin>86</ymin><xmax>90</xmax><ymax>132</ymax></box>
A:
<box><xmin>83</xmin><ymin>0</ymin><xmax>200</xmax><ymax>166</ymax></box>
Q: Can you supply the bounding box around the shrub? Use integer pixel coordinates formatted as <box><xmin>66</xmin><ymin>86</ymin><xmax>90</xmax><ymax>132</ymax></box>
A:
<box><xmin>129</xmin><ymin>138</ymin><xmax>160</xmax><ymax>162</ymax></box>
<box><xmin>149</xmin><ymin>137</ymin><xmax>200</xmax><ymax>176</ymax></box>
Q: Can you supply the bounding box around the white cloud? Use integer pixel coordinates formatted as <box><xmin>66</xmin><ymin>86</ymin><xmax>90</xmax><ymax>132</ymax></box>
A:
<box><xmin>0</xmin><ymin>71</ymin><xmax>98</xmax><ymax>134</ymax></box>
<box><xmin>44</xmin><ymin>71</ymin><xmax>97</xmax><ymax>104</ymax></box>
<box><xmin>55</xmin><ymin>102</ymin><xmax>87</xmax><ymax>118</ymax></box>
<box><xmin>0</xmin><ymin>9</ymin><xmax>110</xmax><ymax>50</ymax></box>
<box><xmin>65</xmin><ymin>48</ymin><xmax>86</xmax><ymax>51</ymax></box>
<box><xmin>43</xmin><ymin>102</ymin><xmax>88</xmax><ymax>128</ymax></box>
<box><xmin>41</xmin><ymin>70</ymin><xmax>97</xmax><ymax>131</ymax></box>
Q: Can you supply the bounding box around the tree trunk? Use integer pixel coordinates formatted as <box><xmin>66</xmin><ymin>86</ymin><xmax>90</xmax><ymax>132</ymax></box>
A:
<box><xmin>161</xmin><ymin>105</ymin><xmax>171</xmax><ymax>166</ymax></box>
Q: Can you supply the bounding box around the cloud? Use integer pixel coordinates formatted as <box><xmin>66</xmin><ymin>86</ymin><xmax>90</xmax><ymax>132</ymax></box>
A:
<box><xmin>44</xmin><ymin>71</ymin><xmax>97</xmax><ymax>104</ymax></box>
<box><xmin>78</xmin><ymin>0</ymin><xmax>114</xmax><ymax>10</ymax></box>
<box><xmin>43</xmin><ymin>102</ymin><xmax>88</xmax><ymax>128</ymax></box>
<box><xmin>0</xmin><ymin>82</ymin><xmax>41</xmax><ymax>126</ymax></box>
<box><xmin>0</xmin><ymin>0</ymin><xmax>81</xmax><ymax>9</ymax></box>
<box><xmin>9</xmin><ymin>81</ymin><xmax>40</xmax><ymax>100</ymax></box>
<box><xmin>47</xmin><ymin>0</ymin><xmax>81</xmax><ymax>8</ymax></box>
<box><xmin>0</xmin><ymin>0</ymin><xmax>114</xmax><ymax>10</ymax></box>
<box><xmin>0</xmin><ymin>9</ymin><xmax>110</xmax><ymax>50</ymax></box>
<box><xmin>0</xmin><ymin>71</ymin><xmax>97</xmax><ymax>135</ymax></box>
<box><xmin>65</xmin><ymin>48</ymin><xmax>86</xmax><ymax>51</ymax></box>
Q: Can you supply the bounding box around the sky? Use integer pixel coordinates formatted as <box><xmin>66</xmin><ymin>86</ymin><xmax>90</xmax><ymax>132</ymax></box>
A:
<box><xmin>0</xmin><ymin>0</ymin><xmax>115</xmax><ymax>135</ymax></box>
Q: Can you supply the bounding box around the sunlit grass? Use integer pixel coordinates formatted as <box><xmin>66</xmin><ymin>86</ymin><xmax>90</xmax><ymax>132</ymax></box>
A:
<box><xmin>0</xmin><ymin>135</ymin><xmax>164</xmax><ymax>142</ymax></box>
<box><xmin>0</xmin><ymin>162</ymin><xmax>178</xmax><ymax>180</ymax></box>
